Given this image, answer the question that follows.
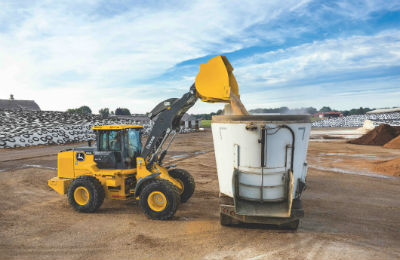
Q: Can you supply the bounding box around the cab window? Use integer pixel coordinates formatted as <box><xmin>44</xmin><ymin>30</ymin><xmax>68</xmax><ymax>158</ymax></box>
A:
<box><xmin>109</xmin><ymin>131</ymin><xmax>121</xmax><ymax>151</ymax></box>
<box><xmin>98</xmin><ymin>130</ymin><xmax>121</xmax><ymax>151</ymax></box>
<box><xmin>124</xmin><ymin>129</ymin><xmax>142</xmax><ymax>157</ymax></box>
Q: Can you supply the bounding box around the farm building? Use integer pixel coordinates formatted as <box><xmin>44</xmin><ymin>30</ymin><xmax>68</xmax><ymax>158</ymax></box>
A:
<box><xmin>181</xmin><ymin>114</ymin><xmax>201</xmax><ymax>130</ymax></box>
<box><xmin>366</xmin><ymin>108</ymin><xmax>400</xmax><ymax>114</ymax></box>
<box><xmin>0</xmin><ymin>95</ymin><xmax>41</xmax><ymax>111</ymax></box>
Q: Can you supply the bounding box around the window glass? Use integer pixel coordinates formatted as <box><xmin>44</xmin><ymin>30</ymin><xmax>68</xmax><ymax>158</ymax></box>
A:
<box><xmin>108</xmin><ymin>130</ymin><xmax>121</xmax><ymax>151</ymax></box>
<box><xmin>99</xmin><ymin>131</ymin><xmax>108</xmax><ymax>151</ymax></box>
<box><xmin>126</xmin><ymin>129</ymin><xmax>142</xmax><ymax>157</ymax></box>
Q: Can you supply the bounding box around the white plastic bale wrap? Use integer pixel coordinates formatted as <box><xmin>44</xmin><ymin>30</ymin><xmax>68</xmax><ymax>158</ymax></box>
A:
<box><xmin>0</xmin><ymin>110</ymin><xmax>153</xmax><ymax>148</ymax></box>
<box><xmin>211</xmin><ymin>115</ymin><xmax>311</xmax><ymax>201</ymax></box>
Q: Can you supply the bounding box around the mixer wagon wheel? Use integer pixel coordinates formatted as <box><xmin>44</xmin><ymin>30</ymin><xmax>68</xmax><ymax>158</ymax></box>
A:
<box><xmin>67</xmin><ymin>176</ymin><xmax>105</xmax><ymax>213</ymax></box>
<box><xmin>282</xmin><ymin>219</ymin><xmax>300</xmax><ymax>230</ymax></box>
<box><xmin>139</xmin><ymin>179</ymin><xmax>180</xmax><ymax>220</ymax></box>
<box><xmin>168</xmin><ymin>168</ymin><xmax>195</xmax><ymax>203</ymax></box>
<box><xmin>220</xmin><ymin>213</ymin><xmax>233</xmax><ymax>226</ymax></box>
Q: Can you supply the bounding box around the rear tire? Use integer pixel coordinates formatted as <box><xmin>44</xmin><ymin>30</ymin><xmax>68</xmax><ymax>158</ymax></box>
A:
<box><xmin>168</xmin><ymin>168</ymin><xmax>195</xmax><ymax>203</ymax></box>
<box><xmin>220</xmin><ymin>213</ymin><xmax>233</xmax><ymax>226</ymax></box>
<box><xmin>282</xmin><ymin>219</ymin><xmax>300</xmax><ymax>230</ymax></box>
<box><xmin>67</xmin><ymin>176</ymin><xmax>105</xmax><ymax>213</ymax></box>
<box><xmin>139</xmin><ymin>179</ymin><xmax>180</xmax><ymax>220</ymax></box>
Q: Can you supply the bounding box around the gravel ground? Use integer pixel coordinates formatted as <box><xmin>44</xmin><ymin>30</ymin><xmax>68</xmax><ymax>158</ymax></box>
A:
<box><xmin>0</xmin><ymin>130</ymin><xmax>399</xmax><ymax>259</ymax></box>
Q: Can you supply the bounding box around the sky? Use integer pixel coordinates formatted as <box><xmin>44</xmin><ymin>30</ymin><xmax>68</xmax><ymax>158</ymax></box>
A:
<box><xmin>0</xmin><ymin>0</ymin><xmax>400</xmax><ymax>114</ymax></box>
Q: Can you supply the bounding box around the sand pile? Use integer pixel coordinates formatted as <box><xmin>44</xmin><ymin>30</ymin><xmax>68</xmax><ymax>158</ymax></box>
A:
<box><xmin>383</xmin><ymin>135</ymin><xmax>400</xmax><ymax>149</ymax></box>
<box><xmin>374</xmin><ymin>158</ymin><xmax>400</xmax><ymax>176</ymax></box>
<box><xmin>348</xmin><ymin>124</ymin><xmax>400</xmax><ymax>146</ymax></box>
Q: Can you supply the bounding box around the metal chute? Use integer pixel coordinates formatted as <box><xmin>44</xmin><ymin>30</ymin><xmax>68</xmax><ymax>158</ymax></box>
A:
<box><xmin>194</xmin><ymin>56</ymin><xmax>240</xmax><ymax>103</ymax></box>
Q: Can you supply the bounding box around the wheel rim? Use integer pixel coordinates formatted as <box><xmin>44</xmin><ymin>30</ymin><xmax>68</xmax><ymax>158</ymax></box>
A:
<box><xmin>74</xmin><ymin>186</ymin><xmax>90</xmax><ymax>205</ymax></box>
<box><xmin>176</xmin><ymin>179</ymin><xmax>184</xmax><ymax>195</ymax></box>
<box><xmin>147</xmin><ymin>191</ymin><xmax>167</xmax><ymax>212</ymax></box>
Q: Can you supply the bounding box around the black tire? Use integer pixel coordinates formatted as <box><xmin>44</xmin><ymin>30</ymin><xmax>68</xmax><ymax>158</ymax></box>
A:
<box><xmin>67</xmin><ymin>176</ymin><xmax>105</xmax><ymax>213</ymax></box>
<box><xmin>282</xmin><ymin>219</ymin><xmax>300</xmax><ymax>230</ymax></box>
<box><xmin>139</xmin><ymin>179</ymin><xmax>180</xmax><ymax>220</ymax></box>
<box><xmin>168</xmin><ymin>168</ymin><xmax>195</xmax><ymax>203</ymax></box>
<box><xmin>220</xmin><ymin>213</ymin><xmax>233</xmax><ymax>226</ymax></box>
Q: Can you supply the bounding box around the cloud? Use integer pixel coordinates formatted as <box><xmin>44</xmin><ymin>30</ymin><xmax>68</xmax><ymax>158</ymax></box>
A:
<box><xmin>235</xmin><ymin>30</ymin><xmax>400</xmax><ymax>88</ymax></box>
<box><xmin>0</xmin><ymin>0</ymin><xmax>399</xmax><ymax>114</ymax></box>
<box><xmin>0</xmin><ymin>0</ymin><xmax>314</xmax><ymax>112</ymax></box>
<box><xmin>229</xmin><ymin>29</ymin><xmax>400</xmax><ymax>110</ymax></box>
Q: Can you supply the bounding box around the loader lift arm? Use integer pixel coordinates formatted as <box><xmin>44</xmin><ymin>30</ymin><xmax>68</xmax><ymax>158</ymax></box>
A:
<box><xmin>141</xmin><ymin>84</ymin><xmax>198</xmax><ymax>170</ymax></box>
<box><xmin>140</xmin><ymin>55</ymin><xmax>241</xmax><ymax>171</ymax></box>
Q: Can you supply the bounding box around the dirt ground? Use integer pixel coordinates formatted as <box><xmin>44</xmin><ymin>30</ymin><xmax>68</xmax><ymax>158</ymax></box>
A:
<box><xmin>0</xmin><ymin>130</ymin><xmax>399</xmax><ymax>259</ymax></box>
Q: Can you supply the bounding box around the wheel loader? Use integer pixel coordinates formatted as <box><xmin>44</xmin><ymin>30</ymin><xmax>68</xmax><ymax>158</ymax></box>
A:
<box><xmin>48</xmin><ymin>55</ymin><xmax>240</xmax><ymax>220</ymax></box>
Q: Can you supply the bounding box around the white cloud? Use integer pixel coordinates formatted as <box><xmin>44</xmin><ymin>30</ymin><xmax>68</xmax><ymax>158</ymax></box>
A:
<box><xmin>231</xmin><ymin>30</ymin><xmax>400</xmax><ymax>110</ymax></box>
<box><xmin>234</xmin><ymin>30</ymin><xmax>400</xmax><ymax>88</ymax></box>
<box><xmin>0</xmin><ymin>0</ymin><xmax>311</xmax><ymax>113</ymax></box>
<box><xmin>0</xmin><ymin>0</ymin><xmax>399</xmax><ymax>114</ymax></box>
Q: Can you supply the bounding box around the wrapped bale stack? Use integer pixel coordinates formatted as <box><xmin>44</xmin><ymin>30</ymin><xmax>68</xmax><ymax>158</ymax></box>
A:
<box><xmin>312</xmin><ymin>112</ymin><xmax>400</xmax><ymax>128</ymax></box>
<box><xmin>0</xmin><ymin>110</ymin><xmax>152</xmax><ymax>149</ymax></box>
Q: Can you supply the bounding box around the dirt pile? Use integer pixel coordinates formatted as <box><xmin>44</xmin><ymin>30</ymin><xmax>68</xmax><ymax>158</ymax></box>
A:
<box><xmin>374</xmin><ymin>157</ymin><xmax>400</xmax><ymax>176</ymax></box>
<box><xmin>383</xmin><ymin>135</ymin><xmax>400</xmax><ymax>149</ymax></box>
<box><xmin>348</xmin><ymin>124</ymin><xmax>400</xmax><ymax>146</ymax></box>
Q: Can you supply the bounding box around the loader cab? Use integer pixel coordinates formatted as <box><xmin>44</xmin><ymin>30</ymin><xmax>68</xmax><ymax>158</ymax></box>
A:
<box><xmin>92</xmin><ymin>125</ymin><xmax>143</xmax><ymax>169</ymax></box>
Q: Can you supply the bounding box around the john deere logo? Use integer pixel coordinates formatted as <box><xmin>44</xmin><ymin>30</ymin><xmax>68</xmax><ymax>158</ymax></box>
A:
<box><xmin>76</xmin><ymin>152</ymin><xmax>85</xmax><ymax>161</ymax></box>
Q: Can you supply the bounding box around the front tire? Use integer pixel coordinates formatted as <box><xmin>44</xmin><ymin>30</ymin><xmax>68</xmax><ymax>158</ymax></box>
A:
<box><xmin>139</xmin><ymin>179</ymin><xmax>180</xmax><ymax>220</ymax></box>
<box><xmin>168</xmin><ymin>168</ymin><xmax>195</xmax><ymax>203</ymax></box>
<box><xmin>67</xmin><ymin>176</ymin><xmax>105</xmax><ymax>213</ymax></box>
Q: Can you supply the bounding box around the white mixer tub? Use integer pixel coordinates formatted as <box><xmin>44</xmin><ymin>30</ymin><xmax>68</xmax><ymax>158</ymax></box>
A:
<box><xmin>211</xmin><ymin>115</ymin><xmax>311</xmax><ymax>227</ymax></box>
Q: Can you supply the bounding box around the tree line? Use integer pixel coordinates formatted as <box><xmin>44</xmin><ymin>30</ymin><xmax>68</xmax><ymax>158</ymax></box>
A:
<box><xmin>191</xmin><ymin>106</ymin><xmax>378</xmax><ymax>119</ymax></box>
<box><xmin>66</xmin><ymin>106</ymin><xmax>131</xmax><ymax>117</ymax></box>
<box><xmin>247</xmin><ymin>106</ymin><xmax>375</xmax><ymax>116</ymax></box>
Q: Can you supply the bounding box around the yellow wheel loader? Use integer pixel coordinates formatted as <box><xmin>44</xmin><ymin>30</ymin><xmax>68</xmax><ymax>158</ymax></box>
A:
<box><xmin>48</xmin><ymin>56</ymin><xmax>240</xmax><ymax>220</ymax></box>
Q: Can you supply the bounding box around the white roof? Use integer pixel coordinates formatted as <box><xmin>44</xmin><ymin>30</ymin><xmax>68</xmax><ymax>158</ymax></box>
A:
<box><xmin>366</xmin><ymin>107</ymin><xmax>400</xmax><ymax>114</ymax></box>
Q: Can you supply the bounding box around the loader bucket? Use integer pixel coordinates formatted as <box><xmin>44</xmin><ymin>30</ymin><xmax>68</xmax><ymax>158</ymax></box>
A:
<box><xmin>195</xmin><ymin>56</ymin><xmax>240</xmax><ymax>103</ymax></box>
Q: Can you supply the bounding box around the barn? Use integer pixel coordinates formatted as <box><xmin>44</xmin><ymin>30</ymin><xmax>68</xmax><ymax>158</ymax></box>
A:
<box><xmin>0</xmin><ymin>95</ymin><xmax>41</xmax><ymax>111</ymax></box>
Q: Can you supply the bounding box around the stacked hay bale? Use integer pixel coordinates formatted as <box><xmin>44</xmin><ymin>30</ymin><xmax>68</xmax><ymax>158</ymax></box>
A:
<box><xmin>312</xmin><ymin>112</ymin><xmax>400</xmax><ymax>128</ymax></box>
<box><xmin>0</xmin><ymin>110</ymin><xmax>152</xmax><ymax>149</ymax></box>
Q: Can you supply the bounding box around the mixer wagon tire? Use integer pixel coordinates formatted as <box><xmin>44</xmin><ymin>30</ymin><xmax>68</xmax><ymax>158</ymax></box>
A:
<box><xmin>139</xmin><ymin>179</ymin><xmax>180</xmax><ymax>220</ymax></box>
<box><xmin>220</xmin><ymin>213</ymin><xmax>233</xmax><ymax>226</ymax></box>
<box><xmin>168</xmin><ymin>168</ymin><xmax>195</xmax><ymax>203</ymax></box>
<box><xmin>282</xmin><ymin>219</ymin><xmax>300</xmax><ymax>230</ymax></box>
<box><xmin>67</xmin><ymin>176</ymin><xmax>105</xmax><ymax>213</ymax></box>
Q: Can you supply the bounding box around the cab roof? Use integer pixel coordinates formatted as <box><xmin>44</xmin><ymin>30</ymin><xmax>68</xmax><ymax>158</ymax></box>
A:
<box><xmin>92</xmin><ymin>125</ymin><xmax>143</xmax><ymax>130</ymax></box>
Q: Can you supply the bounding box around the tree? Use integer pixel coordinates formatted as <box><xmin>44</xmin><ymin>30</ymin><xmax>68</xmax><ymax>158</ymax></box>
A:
<box><xmin>319</xmin><ymin>106</ymin><xmax>332</xmax><ymax>112</ymax></box>
<box><xmin>66</xmin><ymin>105</ymin><xmax>92</xmax><ymax>114</ymax></box>
<box><xmin>78</xmin><ymin>106</ymin><xmax>92</xmax><ymax>114</ymax></box>
<box><xmin>99</xmin><ymin>108</ymin><xmax>110</xmax><ymax>118</ymax></box>
<box><xmin>305</xmin><ymin>107</ymin><xmax>317</xmax><ymax>114</ymax></box>
<box><xmin>115</xmin><ymin>107</ymin><xmax>131</xmax><ymax>115</ymax></box>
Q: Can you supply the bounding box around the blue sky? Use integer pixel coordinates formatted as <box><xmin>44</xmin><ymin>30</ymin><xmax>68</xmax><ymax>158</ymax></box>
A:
<box><xmin>1</xmin><ymin>0</ymin><xmax>400</xmax><ymax>113</ymax></box>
